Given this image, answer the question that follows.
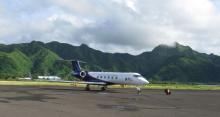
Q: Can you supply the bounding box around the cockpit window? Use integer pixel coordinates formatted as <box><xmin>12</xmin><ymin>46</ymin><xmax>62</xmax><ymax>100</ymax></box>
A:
<box><xmin>133</xmin><ymin>75</ymin><xmax>142</xmax><ymax>78</ymax></box>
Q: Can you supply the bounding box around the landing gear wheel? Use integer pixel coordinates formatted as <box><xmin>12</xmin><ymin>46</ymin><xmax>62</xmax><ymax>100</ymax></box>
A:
<box><xmin>101</xmin><ymin>86</ymin><xmax>107</xmax><ymax>91</ymax></box>
<box><xmin>85</xmin><ymin>84</ymin><xmax>90</xmax><ymax>91</ymax></box>
<box><xmin>164</xmin><ymin>89</ymin><xmax>171</xmax><ymax>95</ymax></box>
<box><xmin>136</xmin><ymin>87</ymin><xmax>141</xmax><ymax>95</ymax></box>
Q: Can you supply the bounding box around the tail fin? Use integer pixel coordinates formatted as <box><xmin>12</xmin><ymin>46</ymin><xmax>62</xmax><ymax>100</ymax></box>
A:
<box><xmin>71</xmin><ymin>60</ymin><xmax>81</xmax><ymax>73</ymax></box>
<box><xmin>56</xmin><ymin>59</ymin><xmax>85</xmax><ymax>74</ymax></box>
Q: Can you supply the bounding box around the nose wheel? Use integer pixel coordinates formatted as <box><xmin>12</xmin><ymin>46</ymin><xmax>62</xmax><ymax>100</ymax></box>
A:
<box><xmin>136</xmin><ymin>87</ymin><xmax>141</xmax><ymax>95</ymax></box>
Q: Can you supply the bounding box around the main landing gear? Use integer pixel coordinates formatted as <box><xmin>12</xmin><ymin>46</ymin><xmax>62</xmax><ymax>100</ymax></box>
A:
<box><xmin>101</xmin><ymin>85</ymin><xmax>107</xmax><ymax>91</ymax></box>
<box><xmin>85</xmin><ymin>84</ymin><xmax>90</xmax><ymax>91</ymax></box>
<box><xmin>85</xmin><ymin>84</ymin><xmax>107</xmax><ymax>91</ymax></box>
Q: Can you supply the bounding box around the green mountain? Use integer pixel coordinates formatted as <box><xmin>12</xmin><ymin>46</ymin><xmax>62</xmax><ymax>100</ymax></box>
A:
<box><xmin>0</xmin><ymin>49</ymin><xmax>32</xmax><ymax>79</ymax></box>
<box><xmin>0</xmin><ymin>41</ymin><xmax>70</xmax><ymax>79</ymax></box>
<box><xmin>0</xmin><ymin>41</ymin><xmax>220</xmax><ymax>83</ymax></box>
<box><xmin>147</xmin><ymin>43</ymin><xmax>220</xmax><ymax>82</ymax></box>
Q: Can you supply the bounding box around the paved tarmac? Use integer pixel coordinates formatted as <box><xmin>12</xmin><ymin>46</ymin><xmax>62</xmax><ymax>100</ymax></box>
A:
<box><xmin>0</xmin><ymin>86</ymin><xmax>219</xmax><ymax>117</ymax></box>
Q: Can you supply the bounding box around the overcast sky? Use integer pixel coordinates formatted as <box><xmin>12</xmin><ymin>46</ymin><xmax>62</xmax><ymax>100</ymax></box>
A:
<box><xmin>0</xmin><ymin>0</ymin><xmax>220</xmax><ymax>55</ymax></box>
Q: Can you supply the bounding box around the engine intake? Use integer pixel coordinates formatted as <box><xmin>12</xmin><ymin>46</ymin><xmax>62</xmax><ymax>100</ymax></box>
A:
<box><xmin>80</xmin><ymin>71</ymin><xmax>87</xmax><ymax>78</ymax></box>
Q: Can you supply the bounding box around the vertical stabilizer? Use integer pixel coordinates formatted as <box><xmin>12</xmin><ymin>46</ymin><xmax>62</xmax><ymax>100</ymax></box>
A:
<box><xmin>71</xmin><ymin>60</ymin><xmax>81</xmax><ymax>73</ymax></box>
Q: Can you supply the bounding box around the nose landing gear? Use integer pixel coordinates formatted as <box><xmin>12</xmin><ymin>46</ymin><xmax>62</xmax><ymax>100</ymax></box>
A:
<box><xmin>136</xmin><ymin>87</ymin><xmax>141</xmax><ymax>95</ymax></box>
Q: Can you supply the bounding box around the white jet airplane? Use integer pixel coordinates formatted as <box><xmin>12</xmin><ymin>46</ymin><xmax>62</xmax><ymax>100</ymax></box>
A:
<box><xmin>69</xmin><ymin>60</ymin><xmax>149</xmax><ymax>91</ymax></box>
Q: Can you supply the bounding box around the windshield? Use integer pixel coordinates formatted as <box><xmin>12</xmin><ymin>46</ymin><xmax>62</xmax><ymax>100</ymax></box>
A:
<box><xmin>133</xmin><ymin>75</ymin><xmax>142</xmax><ymax>78</ymax></box>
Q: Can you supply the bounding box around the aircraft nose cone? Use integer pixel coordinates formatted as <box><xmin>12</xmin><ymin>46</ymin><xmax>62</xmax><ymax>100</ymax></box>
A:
<box><xmin>141</xmin><ymin>78</ymin><xmax>149</xmax><ymax>84</ymax></box>
<box><xmin>144</xmin><ymin>79</ymin><xmax>149</xmax><ymax>84</ymax></box>
<box><xmin>145</xmin><ymin>80</ymin><xmax>149</xmax><ymax>84</ymax></box>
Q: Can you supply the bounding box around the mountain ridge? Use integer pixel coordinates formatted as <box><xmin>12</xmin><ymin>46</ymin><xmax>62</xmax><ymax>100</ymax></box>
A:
<box><xmin>0</xmin><ymin>41</ymin><xmax>219</xmax><ymax>83</ymax></box>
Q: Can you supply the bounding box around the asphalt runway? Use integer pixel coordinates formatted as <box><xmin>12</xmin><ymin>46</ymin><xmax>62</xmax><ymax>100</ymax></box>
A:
<box><xmin>0</xmin><ymin>86</ymin><xmax>219</xmax><ymax>117</ymax></box>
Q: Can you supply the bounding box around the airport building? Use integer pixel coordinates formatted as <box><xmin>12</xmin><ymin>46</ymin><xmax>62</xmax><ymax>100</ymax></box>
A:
<box><xmin>18</xmin><ymin>77</ymin><xmax>32</xmax><ymax>80</ymax></box>
<box><xmin>38</xmin><ymin>76</ymin><xmax>61</xmax><ymax>81</ymax></box>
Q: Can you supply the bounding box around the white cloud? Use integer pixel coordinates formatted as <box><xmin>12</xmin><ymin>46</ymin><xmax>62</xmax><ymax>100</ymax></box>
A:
<box><xmin>112</xmin><ymin>0</ymin><xmax>138</xmax><ymax>12</ymax></box>
<box><xmin>0</xmin><ymin>0</ymin><xmax>220</xmax><ymax>55</ymax></box>
<box><xmin>47</xmin><ymin>14</ymin><xmax>94</xmax><ymax>28</ymax></box>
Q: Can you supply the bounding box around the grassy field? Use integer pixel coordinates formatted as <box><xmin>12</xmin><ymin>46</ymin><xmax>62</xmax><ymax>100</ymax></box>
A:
<box><xmin>0</xmin><ymin>81</ymin><xmax>220</xmax><ymax>90</ymax></box>
<box><xmin>0</xmin><ymin>81</ymin><xmax>73</xmax><ymax>86</ymax></box>
<box><xmin>146</xmin><ymin>84</ymin><xmax>220</xmax><ymax>90</ymax></box>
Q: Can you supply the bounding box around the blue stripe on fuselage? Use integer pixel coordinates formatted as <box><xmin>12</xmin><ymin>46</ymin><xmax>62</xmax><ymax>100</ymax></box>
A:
<box><xmin>74</xmin><ymin>73</ymin><xmax>114</xmax><ymax>85</ymax></box>
<box><xmin>87</xmin><ymin>74</ymin><xmax>114</xmax><ymax>85</ymax></box>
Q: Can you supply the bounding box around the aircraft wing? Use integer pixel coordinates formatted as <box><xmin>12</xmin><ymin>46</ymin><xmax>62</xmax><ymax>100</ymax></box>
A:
<box><xmin>77</xmin><ymin>81</ymin><xmax>106</xmax><ymax>85</ymax></box>
<box><xmin>36</xmin><ymin>80</ymin><xmax>78</xmax><ymax>83</ymax></box>
<box><xmin>37</xmin><ymin>80</ymin><xmax>106</xmax><ymax>85</ymax></box>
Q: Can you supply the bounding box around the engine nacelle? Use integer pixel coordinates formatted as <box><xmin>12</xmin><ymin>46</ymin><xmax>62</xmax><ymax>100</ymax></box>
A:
<box><xmin>80</xmin><ymin>71</ymin><xmax>87</xmax><ymax>78</ymax></box>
